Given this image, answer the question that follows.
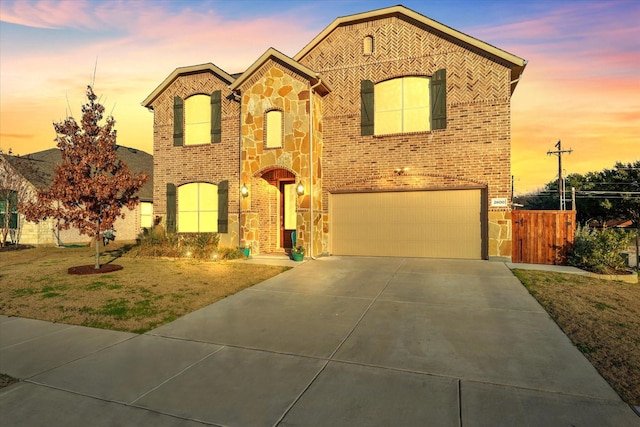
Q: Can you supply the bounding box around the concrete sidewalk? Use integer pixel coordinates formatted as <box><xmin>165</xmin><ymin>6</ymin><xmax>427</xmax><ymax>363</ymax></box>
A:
<box><xmin>1</xmin><ymin>257</ymin><xmax>638</xmax><ymax>426</ymax></box>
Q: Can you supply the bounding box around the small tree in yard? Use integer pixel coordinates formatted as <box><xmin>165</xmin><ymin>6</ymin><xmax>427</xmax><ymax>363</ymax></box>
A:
<box><xmin>21</xmin><ymin>85</ymin><xmax>148</xmax><ymax>269</ymax></box>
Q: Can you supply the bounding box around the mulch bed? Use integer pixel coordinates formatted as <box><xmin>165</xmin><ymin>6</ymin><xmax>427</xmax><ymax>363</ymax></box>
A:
<box><xmin>68</xmin><ymin>264</ymin><xmax>124</xmax><ymax>275</ymax></box>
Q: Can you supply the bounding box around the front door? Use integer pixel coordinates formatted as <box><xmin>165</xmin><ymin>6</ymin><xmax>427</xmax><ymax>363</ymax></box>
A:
<box><xmin>280</xmin><ymin>181</ymin><xmax>296</xmax><ymax>249</ymax></box>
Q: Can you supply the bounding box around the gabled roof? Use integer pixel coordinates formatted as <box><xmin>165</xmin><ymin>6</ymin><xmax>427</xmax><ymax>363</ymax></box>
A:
<box><xmin>142</xmin><ymin>63</ymin><xmax>236</xmax><ymax>109</ymax></box>
<box><xmin>229</xmin><ymin>48</ymin><xmax>331</xmax><ymax>95</ymax></box>
<box><xmin>4</xmin><ymin>146</ymin><xmax>154</xmax><ymax>202</ymax></box>
<box><xmin>294</xmin><ymin>5</ymin><xmax>527</xmax><ymax>92</ymax></box>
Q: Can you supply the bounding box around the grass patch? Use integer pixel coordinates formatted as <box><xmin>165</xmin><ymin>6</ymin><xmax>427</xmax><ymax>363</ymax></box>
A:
<box><xmin>0</xmin><ymin>243</ymin><xmax>289</xmax><ymax>334</ymax></box>
<box><xmin>513</xmin><ymin>269</ymin><xmax>640</xmax><ymax>406</ymax></box>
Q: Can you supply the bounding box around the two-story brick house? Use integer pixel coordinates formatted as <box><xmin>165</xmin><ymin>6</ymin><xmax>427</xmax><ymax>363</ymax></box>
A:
<box><xmin>143</xmin><ymin>5</ymin><xmax>526</xmax><ymax>260</ymax></box>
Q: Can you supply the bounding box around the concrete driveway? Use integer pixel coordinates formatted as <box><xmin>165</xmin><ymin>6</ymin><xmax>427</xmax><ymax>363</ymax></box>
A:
<box><xmin>1</xmin><ymin>257</ymin><xmax>638</xmax><ymax>426</ymax></box>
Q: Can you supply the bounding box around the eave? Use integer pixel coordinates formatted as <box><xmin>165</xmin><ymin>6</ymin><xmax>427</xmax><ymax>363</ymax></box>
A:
<box><xmin>294</xmin><ymin>5</ymin><xmax>527</xmax><ymax>93</ymax></box>
<box><xmin>229</xmin><ymin>47</ymin><xmax>331</xmax><ymax>95</ymax></box>
<box><xmin>142</xmin><ymin>63</ymin><xmax>236</xmax><ymax>109</ymax></box>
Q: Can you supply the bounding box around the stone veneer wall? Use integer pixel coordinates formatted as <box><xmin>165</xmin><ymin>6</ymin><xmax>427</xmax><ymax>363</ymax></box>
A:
<box><xmin>298</xmin><ymin>14</ymin><xmax>515</xmax><ymax>259</ymax></box>
<box><xmin>238</xmin><ymin>61</ymin><xmax>323</xmax><ymax>255</ymax></box>
<box><xmin>148</xmin><ymin>70</ymin><xmax>240</xmax><ymax>249</ymax></box>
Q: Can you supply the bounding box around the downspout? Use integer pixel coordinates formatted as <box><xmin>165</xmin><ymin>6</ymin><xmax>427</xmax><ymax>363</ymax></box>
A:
<box><xmin>308</xmin><ymin>75</ymin><xmax>322</xmax><ymax>260</ymax></box>
<box><xmin>232</xmin><ymin>89</ymin><xmax>242</xmax><ymax>247</ymax></box>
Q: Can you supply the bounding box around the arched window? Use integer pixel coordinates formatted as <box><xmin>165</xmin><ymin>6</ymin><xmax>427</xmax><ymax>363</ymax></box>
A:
<box><xmin>374</xmin><ymin>76</ymin><xmax>430</xmax><ymax>135</ymax></box>
<box><xmin>265</xmin><ymin>110</ymin><xmax>283</xmax><ymax>148</ymax></box>
<box><xmin>184</xmin><ymin>94</ymin><xmax>211</xmax><ymax>145</ymax></box>
<box><xmin>363</xmin><ymin>35</ymin><xmax>374</xmax><ymax>55</ymax></box>
<box><xmin>178</xmin><ymin>182</ymin><xmax>218</xmax><ymax>232</ymax></box>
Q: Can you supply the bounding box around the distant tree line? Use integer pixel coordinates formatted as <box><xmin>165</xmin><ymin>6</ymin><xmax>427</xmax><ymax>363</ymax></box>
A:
<box><xmin>514</xmin><ymin>160</ymin><xmax>640</xmax><ymax>227</ymax></box>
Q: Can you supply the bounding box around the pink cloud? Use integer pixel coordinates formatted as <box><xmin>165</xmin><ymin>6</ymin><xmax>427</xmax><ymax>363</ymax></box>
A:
<box><xmin>0</xmin><ymin>0</ymin><xmax>98</xmax><ymax>29</ymax></box>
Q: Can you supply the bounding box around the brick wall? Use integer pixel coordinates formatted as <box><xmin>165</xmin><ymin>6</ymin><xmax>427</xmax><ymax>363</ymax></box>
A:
<box><xmin>149</xmin><ymin>12</ymin><xmax>519</xmax><ymax>259</ymax></box>
<box><xmin>148</xmin><ymin>70</ymin><xmax>241</xmax><ymax>248</ymax></box>
<box><xmin>298</xmin><ymin>14</ymin><xmax>514</xmax><ymax>258</ymax></box>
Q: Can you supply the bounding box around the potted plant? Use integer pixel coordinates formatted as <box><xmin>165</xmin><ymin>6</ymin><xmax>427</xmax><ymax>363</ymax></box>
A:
<box><xmin>239</xmin><ymin>244</ymin><xmax>251</xmax><ymax>258</ymax></box>
<box><xmin>290</xmin><ymin>245</ymin><xmax>305</xmax><ymax>261</ymax></box>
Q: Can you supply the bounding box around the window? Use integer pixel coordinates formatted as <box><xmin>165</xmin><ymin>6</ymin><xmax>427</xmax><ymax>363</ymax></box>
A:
<box><xmin>375</xmin><ymin>77</ymin><xmax>430</xmax><ymax>135</ymax></box>
<box><xmin>140</xmin><ymin>202</ymin><xmax>153</xmax><ymax>229</ymax></box>
<box><xmin>173</xmin><ymin>90</ymin><xmax>222</xmax><ymax>146</ymax></box>
<box><xmin>178</xmin><ymin>183</ymin><xmax>218</xmax><ymax>232</ymax></box>
<box><xmin>0</xmin><ymin>190</ymin><xmax>18</xmax><ymax>230</ymax></box>
<box><xmin>265</xmin><ymin>110</ymin><xmax>283</xmax><ymax>148</ymax></box>
<box><xmin>360</xmin><ymin>69</ymin><xmax>446</xmax><ymax>136</ymax></box>
<box><xmin>363</xmin><ymin>35</ymin><xmax>374</xmax><ymax>55</ymax></box>
<box><xmin>184</xmin><ymin>95</ymin><xmax>211</xmax><ymax>145</ymax></box>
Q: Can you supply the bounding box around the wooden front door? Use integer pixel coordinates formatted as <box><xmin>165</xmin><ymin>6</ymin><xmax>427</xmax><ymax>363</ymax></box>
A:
<box><xmin>280</xmin><ymin>180</ymin><xmax>296</xmax><ymax>249</ymax></box>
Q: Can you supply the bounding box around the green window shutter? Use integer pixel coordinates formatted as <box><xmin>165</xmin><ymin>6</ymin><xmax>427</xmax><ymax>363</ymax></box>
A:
<box><xmin>217</xmin><ymin>180</ymin><xmax>228</xmax><ymax>233</ymax></box>
<box><xmin>166</xmin><ymin>183</ymin><xmax>176</xmax><ymax>233</ymax></box>
<box><xmin>211</xmin><ymin>90</ymin><xmax>222</xmax><ymax>143</ymax></box>
<box><xmin>430</xmin><ymin>69</ymin><xmax>447</xmax><ymax>130</ymax></box>
<box><xmin>173</xmin><ymin>96</ymin><xmax>184</xmax><ymax>146</ymax></box>
<box><xmin>360</xmin><ymin>80</ymin><xmax>374</xmax><ymax>136</ymax></box>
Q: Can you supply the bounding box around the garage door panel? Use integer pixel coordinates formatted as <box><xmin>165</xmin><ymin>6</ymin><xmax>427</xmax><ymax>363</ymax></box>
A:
<box><xmin>330</xmin><ymin>190</ymin><xmax>482</xmax><ymax>259</ymax></box>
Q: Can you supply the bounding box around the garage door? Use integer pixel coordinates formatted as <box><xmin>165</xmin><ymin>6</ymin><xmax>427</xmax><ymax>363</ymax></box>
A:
<box><xmin>330</xmin><ymin>189</ymin><xmax>482</xmax><ymax>259</ymax></box>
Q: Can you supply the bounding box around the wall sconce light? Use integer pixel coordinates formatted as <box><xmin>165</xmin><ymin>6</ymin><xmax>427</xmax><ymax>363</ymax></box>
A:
<box><xmin>394</xmin><ymin>167</ymin><xmax>409</xmax><ymax>176</ymax></box>
<box><xmin>296</xmin><ymin>182</ymin><xmax>305</xmax><ymax>196</ymax></box>
<box><xmin>241</xmin><ymin>183</ymin><xmax>249</xmax><ymax>198</ymax></box>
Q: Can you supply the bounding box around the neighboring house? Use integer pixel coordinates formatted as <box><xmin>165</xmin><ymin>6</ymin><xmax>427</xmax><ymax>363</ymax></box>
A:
<box><xmin>143</xmin><ymin>5</ymin><xmax>527</xmax><ymax>260</ymax></box>
<box><xmin>0</xmin><ymin>146</ymin><xmax>153</xmax><ymax>246</ymax></box>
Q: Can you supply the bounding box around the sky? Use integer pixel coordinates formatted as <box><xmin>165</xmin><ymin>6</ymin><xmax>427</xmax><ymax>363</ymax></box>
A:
<box><xmin>0</xmin><ymin>0</ymin><xmax>638</xmax><ymax>195</ymax></box>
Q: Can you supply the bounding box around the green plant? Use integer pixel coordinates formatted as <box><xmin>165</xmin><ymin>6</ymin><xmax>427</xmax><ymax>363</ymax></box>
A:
<box><xmin>291</xmin><ymin>246</ymin><xmax>305</xmax><ymax>255</ymax></box>
<box><xmin>569</xmin><ymin>225</ymin><xmax>633</xmax><ymax>274</ymax></box>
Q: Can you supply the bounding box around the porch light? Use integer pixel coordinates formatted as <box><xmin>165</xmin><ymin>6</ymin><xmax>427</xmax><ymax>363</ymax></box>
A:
<box><xmin>296</xmin><ymin>182</ymin><xmax>305</xmax><ymax>196</ymax></box>
<box><xmin>241</xmin><ymin>183</ymin><xmax>249</xmax><ymax>198</ymax></box>
<box><xmin>394</xmin><ymin>167</ymin><xmax>409</xmax><ymax>176</ymax></box>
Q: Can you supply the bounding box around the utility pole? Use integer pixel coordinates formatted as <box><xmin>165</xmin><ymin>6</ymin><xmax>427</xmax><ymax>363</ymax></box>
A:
<box><xmin>547</xmin><ymin>140</ymin><xmax>573</xmax><ymax>210</ymax></box>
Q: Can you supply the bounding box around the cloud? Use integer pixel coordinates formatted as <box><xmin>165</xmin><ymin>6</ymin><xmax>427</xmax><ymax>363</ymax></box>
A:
<box><xmin>0</xmin><ymin>133</ymin><xmax>35</xmax><ymax>140</ymax></box>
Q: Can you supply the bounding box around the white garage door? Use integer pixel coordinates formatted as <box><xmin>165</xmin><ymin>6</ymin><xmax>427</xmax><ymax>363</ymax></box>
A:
<box><xmin>330</xmin><ymin>189</ymin><xmax>482</xmax><ymax>259</ymax></box>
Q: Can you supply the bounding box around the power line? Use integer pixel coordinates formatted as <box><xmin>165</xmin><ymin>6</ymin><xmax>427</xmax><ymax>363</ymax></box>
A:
<box><xmin>546</xmin><ymin>140</ymin><xmax>573</xmax><ymax>210</ymax></box>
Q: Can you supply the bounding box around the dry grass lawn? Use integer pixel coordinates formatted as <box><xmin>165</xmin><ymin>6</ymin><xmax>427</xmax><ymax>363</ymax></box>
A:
<box><xmin>513</xmin><ymin>269</ymin><xmax>640</xmax><ymax>406</ymax></box>
<box><xmin>0</xmin><ymin>244</ymin><xmax>288</xmax><ymax>334</ymax></box>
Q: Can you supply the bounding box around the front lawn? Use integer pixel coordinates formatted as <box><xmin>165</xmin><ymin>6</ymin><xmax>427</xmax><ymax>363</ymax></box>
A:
<box><xmin>513</xmin><ymin>269</ymin><xmax>640</xmax><ymax>406</ymax></box>
<box><xmin>0</xmin><ymin>244</ymin><xmax>288</xmax><ymax>334</ymax></box>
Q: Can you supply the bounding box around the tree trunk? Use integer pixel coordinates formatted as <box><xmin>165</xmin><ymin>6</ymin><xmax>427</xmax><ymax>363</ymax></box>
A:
<box><xmin>94</xmin><ymin>221</ymin><xmax>100</xmax><ymax>269</ymax></box>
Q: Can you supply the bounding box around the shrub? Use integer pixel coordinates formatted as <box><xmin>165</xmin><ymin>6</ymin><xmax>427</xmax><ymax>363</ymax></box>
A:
<box><xmin>569</xmin><ymin>225</ymin><xmax>633</xmax><ymax>274</ymax></box>
<box><xmin>132</xmin><ymin>228</ymin><xmax>218</xmax><ymax>260</ymax></box>
<box><xmin>180</xmin><ymin>233</ymin><xmax>220</xmax><ymax>260</ymax></box>
<box><xmin>217</xmin><ymin>246</ymin><xmax>245</xmax><ymax>260</ymax></box>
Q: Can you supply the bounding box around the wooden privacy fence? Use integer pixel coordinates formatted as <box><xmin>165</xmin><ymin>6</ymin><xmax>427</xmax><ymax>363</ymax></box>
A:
<box><xmin>512</xmin><ymin>210</ymin><xmax>576</xmax><ymax>265</ymax></box>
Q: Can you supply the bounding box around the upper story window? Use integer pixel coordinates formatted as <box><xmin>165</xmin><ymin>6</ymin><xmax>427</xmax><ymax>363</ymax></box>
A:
<box><xmin>375</xmin><ymin>76</ymin><xmax>430</xmax><ymax>135</ymax></box>
<box><xmin>265</xmin><ymin>110</ymin><xmax>283</xmax><ymax>148</ymax></box>
<box><xmin>360</xmin><ymin>69</ymin><xmax>446</xmax><ymax>136</ymax></box>
<box><xmin>184</xmin><ymin>95</ymin><xmax>210</xmax><ymax>145</ymax></box>
<box><xmin>173</xmin><ymin>90</ymin><xmax>222</xmax><ymax>146</ymax></box>
<box><xmin>363</xmin><ymin>35</ymin><xmax>374</xmax><ymax>55</ymax></box>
